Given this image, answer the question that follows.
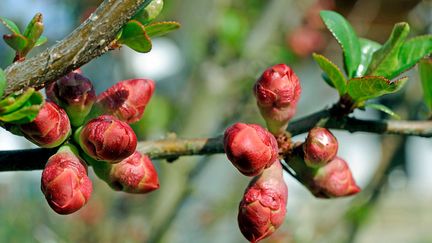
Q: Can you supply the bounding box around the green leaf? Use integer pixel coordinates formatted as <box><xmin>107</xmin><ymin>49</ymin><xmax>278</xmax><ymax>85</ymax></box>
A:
<box><xmin>0</xmin><ymin>17</ymin><xmax>20</xmax><ymax>34</ymax></box>
<box><xmin>0</xmin><ymin>68</ymin><xmax>6</xmax><ymax>98</ymax></box>
<box><xmin>133</xmin><ymin>0</ymin><xmax>164</xmax><ymax>25</ymax></box>
<box><xmin>395</xmin><ymin>35</ymin><xmax>432</xmax><ymax>77</ymax></box>
<box><xmin>0</xmin><ymin>88</ymin><xmax>35</xmax><ymax>114</ymax></box>
<box><xmin>347</xmin><ymin>76</ymin><xmax>408</xmax><ymax>102</ymax></box>
<box><xmin>118</xmin><ymin>20</ymin><xmax>152</xmax><ymax>53</ymax></box>
<box><xmin>145</xmin><ymin>21</ymin><xmax>180</xmax><ymax>38</ymax></box>
<box><xmin>364</xmin><ymin>103</ymin><xmax>400</xmax><ymax>119</ymax></box>
<box><xmin>419</xmin><ymin>57</ymin><xmax>432</xmax><ymax>110</ymax></box>
<box><xmin>355</xmin><ymin>38</ymin><xmax>381</xmax><ymax>77</ymax></box>
<box><xmin>321</xmin><ymin>73</ymin><xmax>335</xmax><ymax>88</ymax></box>
<box><xmin>34</xmin><ymin>36</ymin><xmax>47</xmax><ymax>47</ymax></box>
<box><xmin>23</xmin><ymin>13</ymin><xmax>42</xmax><ymax>39</ymax></box>
<box><xmin>320</xmin><ymin>10</ymin><xmax>361</xmax><ymax>78</ymax></box>
<box><xmin>3</xmin><ymin>33</ymin><xmax>28</xmax><ymax>51</ymax></box>
<box><xmin>313</xmin><ymin>53</ymin><xmax>346</xmax><ymax>95</ymax></box>
<box><xmin>366</xmin><ymin>22</ymin><xmax>410</xmax><ymax>78</ymax></box>
<box><xmin>0</xmin><ymin>91</ymin><xmax>43</xmax><ymax>124</ymax></box>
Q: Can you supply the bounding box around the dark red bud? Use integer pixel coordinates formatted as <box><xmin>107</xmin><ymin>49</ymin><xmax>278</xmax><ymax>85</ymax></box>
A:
<box><xmin>224</xmin><ymin>123</ymin><xmax>279</xmax><ymax>176</ymax></box>
<box><xmin>19</xmin><ymin>100</ymin><xmax>71</xmax><ymax>148</ymax></box>
<box><xmin>253</xmin><ymin>64</ymin><xmax>301</xmax><ymax>135</ymax></box>
<box><xmin>41</xmin><ymin>144</ymin><xmax>92</xmax><ymax>214</ymax></box>
<box><xmin>78</xmin><ymin>115</ymin><xmax>137</xmax><ymax>163</ymax></box>
<box><xmin>96</xmin><ymin>79</ymin><xmax>155</xmax><ymax>123</ymax></box>
<box><xmin>303</xmin><ymin>127</ymin><xmax>338</xmax><ymax>167</ymax></box>
<box><xmin>238</xmin><ymin>161</ymin><xmax>288</xmax><ymax>243</ymax></box>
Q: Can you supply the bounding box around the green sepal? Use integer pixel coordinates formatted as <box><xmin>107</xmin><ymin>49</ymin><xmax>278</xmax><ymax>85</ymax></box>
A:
<box><xmin>347</xmin><ymin>76</ymin><xmax>408</xmax><ymax>102</ymax></box>
<box><xmin>118</xmin><ymin>20</ymin><xmax>152</xmax><ymax>53</ymax></box>
<box><xmin>313</xmin><ymin>53</ymin><xmax>346</xmax><ymax>95</ymax></box>
<box><xmin>320</xmin><ymin>10</ymin><xmax>361</xmax><ymax>78</ymax></box>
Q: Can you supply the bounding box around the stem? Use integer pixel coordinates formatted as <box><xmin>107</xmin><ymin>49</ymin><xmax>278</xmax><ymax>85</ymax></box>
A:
<box><xmin>2</xmin><ymin>0</ymin><xmax>147</xmax><ymax>98</ymax></box>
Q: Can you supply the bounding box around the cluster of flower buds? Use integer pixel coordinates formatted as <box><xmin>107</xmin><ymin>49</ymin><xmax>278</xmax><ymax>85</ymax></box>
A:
<box><xmin>253</xmin><ymin>63</ymin><xmax>301</xmax><ymax>136</ymax></box>
<box><xmin>302</xmin><ymin>127</ymin><xmax>360</xmax><ymax>198</ymax></box>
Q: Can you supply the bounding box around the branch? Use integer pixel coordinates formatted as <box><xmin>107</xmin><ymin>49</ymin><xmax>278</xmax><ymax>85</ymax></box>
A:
<box><xmin>2</xmin><ymin>0</ymin><xmax>147</xmax><ymax>98</ymax></box>
<box><xmin>2</xmin><ymin>111</ymin><xmax>432</xmax><ymax>171</ymax></box>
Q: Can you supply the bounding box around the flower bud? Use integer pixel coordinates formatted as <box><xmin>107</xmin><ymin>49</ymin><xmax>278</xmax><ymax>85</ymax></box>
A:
<box><xmin>93</xmin><ymin>151</ymin><xmax>159</xmax><ymax>193</ymax></box>
<box><xmin>19</xmin><ymin>100</ymin><xmax>71</xmax><ymax>148</ymax></box>
<box><xmin>224</xmin><ymin>123</ymin><xmax>278</xmax><ymax>176</ymax></box>
<box><xmin>78</xmin><ymin>115</ymin><xmax>137</xmax><ymax>163</ymax></box>
<box><xmin>238</xmin><ymin>161</ymin><xmax>288</xmax><ymax>243</ymax></box>
<box><xmin>303</xmin><ymin>127</ymin><xmax>338</xmax><ymax>167</ymax></box>
<box><xmin>46</xmin><ymin>70</ymin><xmax>96</xmax><ymax>127</ymax></box>
<box><xmin>41</xmin><ymin>144</ymin><xmax>92</xmax><ymax>215</ymax></box>
<box><xmin>253</xmin><ymin>64</ymin><xmax>301</xmax><ymax>135</ymax></box>
<box><xmin>96</xmin><ymin>79</ymin><xmax>155</xmax><ymax>123</ymax></box>
<box><xmin>313</xmin><ymin>157</ymin><xmax>360</xmax><ymax>198</ymax></box>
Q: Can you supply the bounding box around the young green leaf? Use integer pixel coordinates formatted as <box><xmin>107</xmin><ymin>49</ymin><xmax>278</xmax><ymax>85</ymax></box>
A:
<box><xmin>0</xmin><ymin>88</ymin><xmax>35</xmax><ymax>114</ymax></box>
<box><xmin>355</xmin><ymin>38</ymin><xmax>381</xmax><ymax>77</ymax></box>
<box><xmin>145</xmin><ymin>21</ymin><xmax>180</xmax><ymax>38</ymax></box>
<box><xmin>366</xmin><ymin>22</ymin><xmax>410</xmax><ymax>78</ymax></box>
<box><xmin>118</xmin><ymin>20</ymin><xmax>152</xmax><ymax>53</ymax></box>
<box><xmin>320</xmin><ymin>10</ymin><xmax>361</xmax><ymax>78</ymax></box>
<box><xmin>347</xmin><ymin>76</ymin><xmax>408</xmax><ymax>102</ymax></box>
<box><xmin>23</xmin><ymin>13</ymin><xmax>42</xmax><ymax>39</ymax></box>
<box><xmin>0</xmin><ymin>68</ymin><xmax>6</xmax><ymax>98</ymax></box>
<box><xmin>364</xmin><ymin>103</ymin><xmax>400</xmax><ymax>119</ymax></box>
<box><xmin>0</xmin><ymin>17</ymin><xmax>20</xmax><ymax>34</ymax></box>
<box><xmin>133</xmin><ymin>0</ymin><xmax>164</xmax><ymax>25</ymax></box>
<box><xmin>395</xmin><ymin>35</ymin><xmax>432</xmax><ymax>77</ymax></box>
<box><xmin>34</xmin><ymin>36</ymin><xmax>48</xmax><ymax>47</ymax></box>
<box><xmin>3</xmin><ymin>33</ymin><xmax>28</xmax><ymax>51</ymax></box>
<box><xmin>312</xmin><ymin>53</ymin><xmax>346</xmax><ymax>95</ymax></box>
<box><xmin>419</xmin><ymin>57</ymin><xmax>432</xmax><ymax>110</ymax></box>
<box><xmin>0</xmin><ymin>91</ymin><xmax>43</xmax><ymax>124</ymax></box>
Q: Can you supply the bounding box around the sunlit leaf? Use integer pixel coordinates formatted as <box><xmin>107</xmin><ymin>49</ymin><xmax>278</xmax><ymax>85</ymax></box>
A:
<box><xmin>347</xmin><ymin>76</ymin><xmax>408</xmax><ymax>102</ymax></box>
<box><xmin>3</xmin><ymin>33</ymin><xmax>28</xmax><ymax>51</ymax></box>
<box><xmin>145</xmin><ymin>21</ymin><xmax>180</xmax><ymax>38</ymax></box>
<box><xmin>320</xmin><ymin>10</ymin><xmax>361</xmax><ymax>78</ymax></box>
<box><xmin>118</xmin><ymin>20</ymin><xmax>152</xmax><ymax>53</ymax></box>
<box><xmin>355</xmin><ymin>38</ymin><xmax>381</xmax><ymax>77</ymax></box>
<box><xmin>313</xmin><ymin>53</ymin><xmax>346</xmax><ymax>95</ymax></box>
<box><xmin>0</xmin><ymin>16</ymin><xmax>20</xmax><ymax>34</ymax></box>
<box><xmin>366</xmin><ymin>22</ymin><xmax>410</xmax><ymax>78</ymax></box>
<box><xmin>419</xmin><ymin>57</ymin><xmax>432</xmax><ymax>110</ymax></box>
<box><xmin>395</xmin><ymin>35</ymin><xmax>432</xmax><ymax>77</ymax></box>
<box><xmin>364</xmin><ymin>103</ymin><xmax>400</xmax><ymax>119</ymax></box>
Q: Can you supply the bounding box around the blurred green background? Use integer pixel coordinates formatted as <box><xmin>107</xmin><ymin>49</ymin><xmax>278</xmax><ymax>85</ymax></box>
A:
<box><xmin>0</xmin><ymin>0</ymin><xmax>431</xmax><ymax>242</ymax></box>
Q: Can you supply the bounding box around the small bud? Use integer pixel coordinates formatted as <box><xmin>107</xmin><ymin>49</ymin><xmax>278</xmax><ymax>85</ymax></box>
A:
<box><xmin>19</xmin><ymin>100</ymin><xmax>71</xmax><ymax>148</ymax></box>
<box><xmin>94</xmin><ymin>151</ymin><xmax>160</xmax><ymax>193</ymax></box>
<box><xmin>96</xmin><ymin>79</ymin><xmax>155</xmax><ymax>123</ymax></box>
<box><xmin>41</xmin><ymin>144</ymin><xmax>92</xmax><ymax>215</ymax></box>
<box><xmin>46</xmin><ymin>70</ymin><xmax>96</xmax><ymax>127</ymax></box>
<box><xmin>303</xmin><ymin>127</ymin><xmax>338</xmax><ymax>167</ymax></box>
<box><xmin>238</xmin><ymin>161</ymin><xmax>288</xmax><ymax>243</ymax></box>
<box><xmin>253</xmin><ymin>64</ymin><xmax>301</xmax><ymax>135</ymax></box>
<box><xmin>224</xmin><ymin>123</ymin><xmax>278</xmax><ymax>176</ymax></box>
<box><xmin>313</xmin><ymin>157</ymin><xmax>360</xmax><ymax>198</ymax></box>
<box><xmin>133</xmin><ymin>0</ymin><xmax>164</xmax><ymax>25</ymax></box>
<box><xmin>78</xmin><ymin>115</ymin><xmax>137</xmax><ymax>163</ymax></box>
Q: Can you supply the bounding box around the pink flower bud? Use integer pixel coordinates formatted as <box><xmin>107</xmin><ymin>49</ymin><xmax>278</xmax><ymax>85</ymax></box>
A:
<box><xmin>224</xmin><ymin>123</ymin><xmax>278</xmax><ymax>176</ymax></box>
<box><xmin>253</xmin><ymin>64</ymin><xmax>301</xmax><ymax>135</ymax></box>
<box><xmin>106</xmin><ymin>151</ymin><xmax>159</xmax><ymax>193</ymax></box>
<box><xmin>19</xmin><ymin>100</ymin><xmax>71</xmax><ymax>148</ymax></box>
<box><xmin>313</xmin><ymin>157</ymin><xmax>360</xmax><ymax>198</ymax></box>
<box><xmin>78</xmin><ymin>115</ymin><xmax>137</xmax><ymax>163</ymax></box>
<box><xmin>46</xmin><ymin>70</ymin><xmax>96</xmax><ymax>127</ymax></box>
<box><xmin>96</xmin><ymin>79</ymin><xmax>155</xmax><ymax>123</ymax></box>
<box><xmin>41</xmin><ymin>144</ymin><xmax>92</xmax><ymax>215</ymax></box>
<box><xmin>238</xmin><ymin>161</ymin><xmax>288</xmax><ymax>243</ymax></box>
<box><xmin>303</xmin><ymin>127</ymin><xmax>338</xmax><ymax>167</ymax></box>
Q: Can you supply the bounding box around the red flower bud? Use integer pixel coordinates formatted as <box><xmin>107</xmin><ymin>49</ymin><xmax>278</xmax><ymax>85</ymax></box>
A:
<box><xmin>224</xmin><ymin>123</ymin><xmax>278</xmax><ymax>176</ymax></box>
<box><xmin>313</xmin><ymin>157</ymin><xmax>360</xmax><ymax>198</ymax></box>
<box><xmin>78</xmin><ymin>115</ymin><xmax>137</xmax><ymax>163</ymax></box>
<box><xmin>238</xmin><ymin>161</ymin><xmax>288</xmax><ymax>243</ymax></box>
<box><xmin>41</xmin><ymin>144</ymin><xmax>92</xmax><ymax>215</ymax></box>
<box><xmin>303</xmin><ymin>127</ymin><xmax>338</xmax><ymax>167</ymax></box>
<box><xmin>253</xmin><ymin>64</ymin><xmax>301</xmax><ymax>135</ymax></box>
<box><xmin>96</xmin><ymin>79</ymin><xmax>155</xmax><ymax>123</ymax></box>
<box><xmin>19</xmin><ymin>100</ymin><xmax>71</xmax><ymax>148</ymax></box>
<box><xmin>46</xmin><ymin>70</ymin><xmax>96</xmax><ymax>127</ymax></box>
<box><xmin>102</xmin><ymin>151</ymin><xmax>160</xmax><ymax>193</ymax></box>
